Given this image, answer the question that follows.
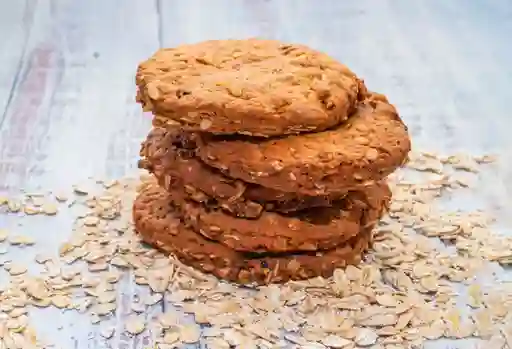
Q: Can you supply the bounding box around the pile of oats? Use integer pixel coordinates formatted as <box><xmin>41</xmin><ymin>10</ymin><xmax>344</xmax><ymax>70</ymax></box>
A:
<box><xmin>1</xmin><ymin>152</ymin><xmax>512</xmax><ymax>349</ymax></box>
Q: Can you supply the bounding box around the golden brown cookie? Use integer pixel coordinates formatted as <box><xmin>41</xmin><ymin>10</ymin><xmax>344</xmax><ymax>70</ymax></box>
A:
<box><xmin>164</xmin><ymin>180</ymin><xmax>390</xmax><ymax>253</ymax></box>
<box><xmin>196</xmin><ymin>94</ymin><xmax>411</xmax><ymax>196</ymax></box>
<box><xmin>133</xmin><ymin>184</ymin><xmax>377</xmax><ymax>285</ymax></box>
<box><xmin>136</xmin><ymin>39</ymin><xmax>367</xmax><ymax>137</ymax></box>
<box><xmin>139</xmin><ymin>127</ymin><xmax>345</xmax><ymax>218</ymax></box>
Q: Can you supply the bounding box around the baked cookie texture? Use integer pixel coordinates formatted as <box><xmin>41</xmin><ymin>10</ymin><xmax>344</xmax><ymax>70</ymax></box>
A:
<box><xmin>136</xmin><ymin>39</ymin><xmax>367</xmax><ymax>137</ymax></box>
<box><xmin>164</xmin><ymin>180</ymin><xmax>390</xmax><ymax>253</ymax></box>
<box><xmin>139</xmin><ymin>127</ymin><xmax>346</xmax><ymax>219</ymax></box>
<box><xmin>196</xmin><ymin>93</ymin><xmax>411</xmax><ymax>196</ymax></box>
<box><xmin>133</xmin><ymin>184</ymin><xmax>378</xmax><ymax>285</ymax></box>
<box><xmin>133</xmin><ymin>39</ymin><xmax>412</xmax><ymax>284</ymax></box>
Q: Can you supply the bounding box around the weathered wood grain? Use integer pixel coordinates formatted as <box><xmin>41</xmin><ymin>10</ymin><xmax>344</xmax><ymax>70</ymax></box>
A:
<box><xmin>0</xmin><ymin>0</ymin><xmax>511</xmax><ymax>348</ymax></box>
<box><xmin>0</xmin><ymin>1</ymin><xmax>32</xmax><ymax>123</ymax></box>
<box><xmin>0</xmin><ymin>0</ymin><xmax>160</xmax><ymax>348</ymax></box>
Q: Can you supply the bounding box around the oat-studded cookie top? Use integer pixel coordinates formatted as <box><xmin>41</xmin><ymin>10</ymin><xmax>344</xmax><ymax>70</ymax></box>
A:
<box><xmin>196</xmin><ymin>94</ymin><xmax>411</xmax><ymax>196</ymax></box>
<box><xmin>136</xmin><ymin>39</ymin><xmax>366</xmax><ymax>137</ymax></box>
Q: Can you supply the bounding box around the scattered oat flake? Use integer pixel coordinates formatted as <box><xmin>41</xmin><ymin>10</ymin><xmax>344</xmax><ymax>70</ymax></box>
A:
<box><xmin>110</xmin><ymin>256</ymin><xmax>129</xmax><ymax>267</ymax></box>
<box><xmin>158</xmin><ymin>313</ymin><xmax>178</xmax><ymax>328</ymax></box>
<box><xmin>100</xmin><ymin>327</ymin><xmax>115</xmax><ymax>339</ymax></box>
<box><xmin>131</xmin><ymin>302</ymin><xmax>146</xmax><ymax>313</ymax></box>
<box><xmin>7</xmin><ymin>199</ymin><xmax>22</xmax><ymax>212</ymax></box>
<box><xmin>34</xmin><ymin>254</ymin><xmax>52</xmax><ymax>264</ymax></box>
<box><xmin>468</xmin><ymin>284</ymin><xmax>483</xmax><ymax>308</ymax></box>
<box><xmin>354</xmin><ymin>328</ymin><xmax>377</xmax><ymax>346</ymax></box>
<box><xmin>180</xmin><ymin>324</ymin><xmax>201</xmax><ymax>343</ymax></box>
<box><xmin>0</xmin><ymin>228</ymin><xmax>9</xmax><ymax>241</ymax></box>
<box><xmin>83</xmin><ymin>215</ymin><xmax>100</xmax><ymax>226</ymax></box>
<box><xmin>9</xmin><ymin>235</ymin><xmax>36</xmax><ymax>246</ymax></box>
<box><xmin>321</xmin><ymin>335</ymin><xmax>353</xmax><ymax>348</ymax></box>
<box><xmin>52</xmin><ymin>295</ymin><xmax>71</xmax><ymax>308</ymax></box>
<box><xmin>23</xmin><ymin>206</ymin><xmax>40</xmax><ymax>215</ymax></box>
<box><xmin>95</xmin><ymin>292</ymin><xmax>115</xmax><ymax>305</ymax></box>
<box><xmin>102</xmin><ymin>180</ymin><xmax>119</xmax><ymax>188</ymax></box>
<box><xmin>0</xmin><ymin>196</ymin><xmax>8</xmax><ymax>205</ymax></box>
<box><xmin>88</xmin><ymin>262</ymin><xmax>108</xmax><ymax>272</ymax></box>
<box><xmin>162</xmin><ymin>331</ymin><xmax>180</xmax><ymax>345</ymax></box>
<box><xmin>9</xmin><ymin>308</ymin><xmax>28</xmax><ymax>318</ymax></box>
<box><xmin>73</xmin><ymin>185</ymin><xmax>89</xmax><ymax>195</ymax></box>
<box><xmin>474</xmin><ymin>154</ymin><xmax>497</xmax><ymax>164</ymax></box>
<box><xmin>125</xmin><ymin>315</ymin><xmax>146</xmax><ymax>335</ymax></box>
<box><xmin>93</xmin><ymin>303</ymin><xmax>117</xmax><ymax>318</ymax></box>
<box><xmin>30</xmin><ymin>196</ymin><xmax>45</xmax><ymax>207</ymax></box>
<box><xmin>8</xmin><ymin>263</ymin><xmax>27</xmax><ymax>276</ymax></box>
<box><xmin>41</xmin><ymin>203</ymin><xmax>58</xmax><ymax>215</ymax></box>
<box><xmin>54</xmin><ymin>192</ymin><xmax>69</xmax><ymax>202</ymax></box>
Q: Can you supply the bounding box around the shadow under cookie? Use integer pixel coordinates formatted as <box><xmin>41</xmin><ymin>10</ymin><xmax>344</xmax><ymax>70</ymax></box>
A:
<box><xmin>133</xmin><ymin>185</ymin><xmax>376</xmax><ymax>285</ymax></box>
<box><xmin>139</xmin><ymin>127</ymin><xmax>346</xmax><ymax>219</ymax></box>
<box><xmin>164</xmin><ymin>180</ymin><xmax>391</xmax><ymax>253</ymax></box>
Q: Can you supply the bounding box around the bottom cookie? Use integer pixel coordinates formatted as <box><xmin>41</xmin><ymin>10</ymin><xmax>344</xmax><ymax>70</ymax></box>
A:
<box><xmin>133</xmin><ymin>184</ymin><xmax>375</xmax><ymax>285</ymax></box>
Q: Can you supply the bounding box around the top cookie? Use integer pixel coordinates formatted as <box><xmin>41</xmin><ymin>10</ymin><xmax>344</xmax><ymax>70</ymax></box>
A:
<box><xmin>136</xmin><ymin>39</ymin><xmax>366</xmax><ymax>137</ymax></box>
<box><xmin>195</xmin><ymin>94</ymin><xmax>411</xmax><ymax>196</ymax></box>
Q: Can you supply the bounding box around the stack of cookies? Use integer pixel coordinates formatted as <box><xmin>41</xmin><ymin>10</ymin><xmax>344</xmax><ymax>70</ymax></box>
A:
<box><xmin>133</xmin><ymin>39</ymin><xmax>411</xmax><ymax>285</ymax></box>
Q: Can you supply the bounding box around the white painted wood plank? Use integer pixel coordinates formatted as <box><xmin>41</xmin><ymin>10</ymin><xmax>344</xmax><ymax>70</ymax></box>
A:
<box><xmin>0</xmin><ymin>0</ymin><xmax>35</xmax><ymax>123</ymax></box>
<box><xmin>0</xmin><ymin>0</ymin><xmax>160</xmax><ymax>348</ymax></box>
<box><xmin>158</xmin><ymin>0</ymin><xmax>276</xmax><ymax>46</ymax></box>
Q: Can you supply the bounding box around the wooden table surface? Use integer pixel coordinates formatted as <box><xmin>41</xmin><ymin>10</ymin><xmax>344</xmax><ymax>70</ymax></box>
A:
<box><xmin>1</xmin><ymin>1</ymin><xmax>512</xmax><ymax>348</ymax></box>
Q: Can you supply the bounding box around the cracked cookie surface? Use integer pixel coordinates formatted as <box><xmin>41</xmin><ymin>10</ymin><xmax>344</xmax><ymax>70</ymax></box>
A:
<box><xmin>133</xmin><ymin>184</ymin><xmax>378</xmax><ymax>285</ymax></box>
<box><xmin>139</xmin><ymin>127</ymin><xmax>346</xmax><ymax>218</ymax></box>
<box><xmin>136</xmin><ymin>39</ymin><xmax>366</xmax><ymax>137</ymax></box>
<box><xmin>164</xmin><ymin>180</ymin><xmax>390</xmax><ymax>253</ymax></box>
<box><xmin>196</xmin><ymin>94</ymin><xmax>411</xmax><ymax>196</ymax></box>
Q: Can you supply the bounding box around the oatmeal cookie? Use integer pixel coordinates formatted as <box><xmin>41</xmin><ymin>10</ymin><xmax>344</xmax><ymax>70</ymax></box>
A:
<box><xmin>136</xmin><ymin>39</ymin><xmax>367</xmax><ymax>137</ymax></box>
<box><xmin>165</xmin><ymin>180</ymin><xmax>390</xmax><ymax>253</ymax></box>
<box><xmin>139</xmin><ymin>127</ymin><xmax>346</xmax><ymax>218</ymax></box>
<box><xmin>196</xmin><ymin>94</ymin><xmax>411</xmax><ymax>196</ymax></box>
<box><xmin>133</xmin><ymin>185</ymin><xmax>377</xmax><ymax>285</ymax></box>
